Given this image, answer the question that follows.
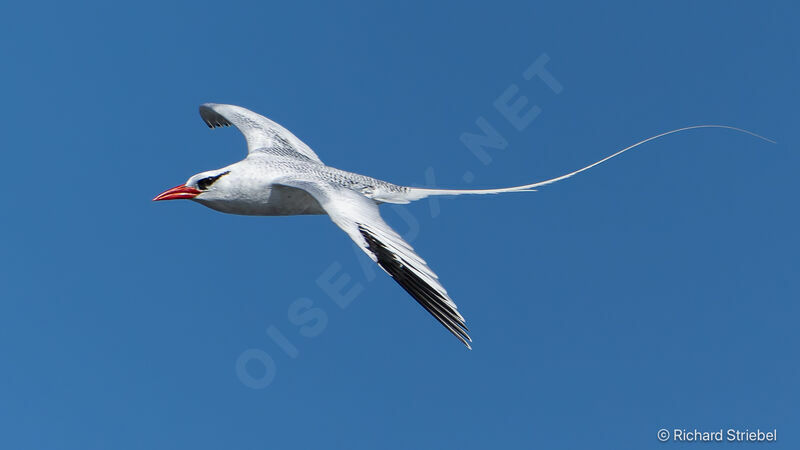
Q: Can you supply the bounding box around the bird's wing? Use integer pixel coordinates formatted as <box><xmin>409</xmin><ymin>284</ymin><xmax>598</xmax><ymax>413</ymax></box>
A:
<box><xmin>274</xmin><ymin>179</ymin><xmax>471</xmax><ymax>348</ymax></box>
<box><xmin>198</xmin><ymin>103</ymin><xmax>323</xmax><ymax>163</ymax></box>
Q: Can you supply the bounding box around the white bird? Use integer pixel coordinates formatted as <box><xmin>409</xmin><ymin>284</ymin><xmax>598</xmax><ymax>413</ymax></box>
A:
<box><xmin>154</xmin><ymin>103</ymin><xmax>772</xmax><ymax>349</ymax></box>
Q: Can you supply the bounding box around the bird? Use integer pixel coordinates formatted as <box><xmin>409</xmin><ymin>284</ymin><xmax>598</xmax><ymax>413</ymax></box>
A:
<box><xmin>154</xmin><ymin>103</ymin><xmax>773</xmax><ymax>349</ymax></box>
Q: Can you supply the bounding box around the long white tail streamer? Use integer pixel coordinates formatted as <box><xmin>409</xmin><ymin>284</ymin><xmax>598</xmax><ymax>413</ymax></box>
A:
<box><xmin>403</xmin><ymin>125</ymin><xmax>775</xmax><ymax>201</ymax></box>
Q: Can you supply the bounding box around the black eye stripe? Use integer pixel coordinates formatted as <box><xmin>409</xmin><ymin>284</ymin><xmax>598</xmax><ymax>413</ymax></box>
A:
<box><xmin>197</xmin><ymin>171</ymin><xmax>230</xmax><ymax>190</ymax></box>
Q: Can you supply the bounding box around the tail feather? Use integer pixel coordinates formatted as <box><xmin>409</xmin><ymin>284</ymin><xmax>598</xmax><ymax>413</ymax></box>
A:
<box><xmin>401</xmin><ymin>125</ymin><xmax>774</xmax><ymax>202</ymax></box>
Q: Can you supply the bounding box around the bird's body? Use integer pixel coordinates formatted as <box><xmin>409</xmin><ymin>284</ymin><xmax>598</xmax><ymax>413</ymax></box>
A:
<box><xmin>193</xmin><ymin>156</ymin><xmax>409</xmax><ymax>216</ymax></box>
<box><xmin>154</xmin><ymin>103</ymin><xmax>772</xmax><ymax>349</ymax></box>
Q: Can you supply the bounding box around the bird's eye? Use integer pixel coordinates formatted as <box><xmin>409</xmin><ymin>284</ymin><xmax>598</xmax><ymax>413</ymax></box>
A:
<box><xmin>196</xmin><ymin>171</ymin><xmax>230</xmax><ymax>191</ymax></box>
<box><xmin>197</xmin><ymin>177</ymin><xmax>215</xmax><ymax>190</ymax></box>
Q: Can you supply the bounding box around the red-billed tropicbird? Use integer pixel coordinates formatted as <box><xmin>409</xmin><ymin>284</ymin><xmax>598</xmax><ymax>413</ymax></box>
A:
<box><xmin>154</xmin><ymin>103</ymin><xmax>771</xmax><ymax>349</ymax></box>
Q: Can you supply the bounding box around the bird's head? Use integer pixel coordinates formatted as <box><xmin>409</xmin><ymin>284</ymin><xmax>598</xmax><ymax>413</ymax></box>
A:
<box><xmin>153</xmin><ymin>168</ymin><xmax>233</xmax><ymax>202</ymax></box>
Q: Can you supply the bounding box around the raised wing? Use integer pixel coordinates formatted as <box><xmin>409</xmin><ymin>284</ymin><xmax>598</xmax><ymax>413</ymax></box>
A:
<box><xmin>275</xmin><ymin>179</ymin><xmax>471</xmax><ymax>348</ymax></box>
<box><xmin>198</xmin><ymin>103</ymin><xmax>323</xmax><ymax>163</ymax></box>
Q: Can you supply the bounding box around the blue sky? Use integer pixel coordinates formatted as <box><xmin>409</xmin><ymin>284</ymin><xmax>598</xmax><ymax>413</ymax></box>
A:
<box><xmin>1</xmin><ymin>1</ymin><xmax>798</xmax><ymax>449</ymax></box>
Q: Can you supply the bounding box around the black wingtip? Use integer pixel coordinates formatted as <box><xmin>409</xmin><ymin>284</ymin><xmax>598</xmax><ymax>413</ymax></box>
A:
<box><xmin>198</xmin><ymin>104</ymin><xmax>233</xmax><ymax>129</ymax></box>
<box><xmin>358</xmin><ymin>225</ymin><xmax>472</xmax><ymax>347</ymax></box>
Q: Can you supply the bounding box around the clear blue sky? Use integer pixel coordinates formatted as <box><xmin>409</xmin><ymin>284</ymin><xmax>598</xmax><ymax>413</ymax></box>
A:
<box><xmin>1</xmin><ymin>1</ymin><xmax>797</xmax><ymax>449</ymax></box>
